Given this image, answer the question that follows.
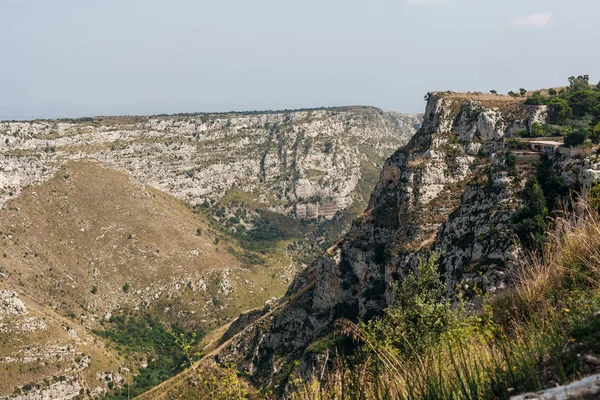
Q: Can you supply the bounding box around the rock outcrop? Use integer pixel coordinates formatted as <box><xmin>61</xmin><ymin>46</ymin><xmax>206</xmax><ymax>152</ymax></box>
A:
<box><xmin>214</xmin><ymin>92</ymin><xmax>558</xmax><ymax>385</ymax></box>
<box><xmin>510</xmin><ymin>374</ymin><xmax>600</xmax><ymax>400</ymax></box>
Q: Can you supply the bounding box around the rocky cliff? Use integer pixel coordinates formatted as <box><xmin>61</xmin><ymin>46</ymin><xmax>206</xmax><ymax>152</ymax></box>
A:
<box><xmin>0</xmin><ymin>108</ymin><xmax>419</xmax><ymax>217</ymax></box>
<box><xmin>197</xmin><ymin>92</ymin><xmax>600</xmax><ymax>391</ymax></box>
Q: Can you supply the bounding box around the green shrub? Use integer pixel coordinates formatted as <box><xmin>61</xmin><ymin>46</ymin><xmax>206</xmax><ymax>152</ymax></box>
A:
<box><xmin>366</xmin><ymin>252</ymin><xmax>456</xmax><ymax>355</ymax></box>
<box><xmin>530</xmin><ymin>121</ymin><xmax>546</xmax><ymax>137</ymax></box>
<box><xmin>122</xmin><ymin>282</ymin><xmax>130</xmax><ymax>293</ymax></box>
<box><xmin>513</xmin><ymin>177</ymin><xmax>548</xmax><ymax>249</ymax></box>
<box><xmin>589</xmin><ymin>184</ymin><xmax>600</xmax><ymax>214</ymax></box>
<box><xmin>524</xmin><ymin>91</ymin><xmax>548</xmax><ymax>106</ymax></box>
<box><xmin>93</xmin><ymin>315</ymin><xmax>202</xmax><ymax>398</ymax></box>
<box><xmin>564</xmin><ymin>129</ymin><xmax>588</xmax><ymax>146</ymax></box>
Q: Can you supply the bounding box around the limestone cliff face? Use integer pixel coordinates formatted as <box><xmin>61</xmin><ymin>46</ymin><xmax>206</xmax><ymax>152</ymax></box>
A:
<box><xmin>0</xmin><ymin>107</ymin><xmax>420</xmax><ymax>398</ymax></box>
<box><xmin>216</xmin><ymin>93</ymin><xmax>556</xmax><ymax>385</ymax></box>
<box><xmin>0</xmin><ymin>108</ymin><xmax>420</xmax><ymax>220</ymax></box>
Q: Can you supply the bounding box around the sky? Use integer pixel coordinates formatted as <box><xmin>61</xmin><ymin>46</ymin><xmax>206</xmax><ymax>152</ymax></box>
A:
<box><xmin>1</xmin><ymin>0</ymin><xmax>599</xmax><ymax>120</ymax></box>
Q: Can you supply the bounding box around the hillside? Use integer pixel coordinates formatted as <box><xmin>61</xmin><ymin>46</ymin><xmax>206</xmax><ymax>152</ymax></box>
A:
<box><xmin>0</xmin><ymin>108</ymin><xmax>420</xmax><ymax>265</ymax></box>
<box><xmin>0</xmin><ymin>160</ymin><xmax>293</xmax><ymax>398</ymax></box>
<box><xmin>0</xmin><ymin>107</ymin><xmax>420</xmax><ymax>398</ymax></box>
<box><xmin>142</xmin><ymin>78</ymin><xmax>600</xmax><ymax>399</ymax></box>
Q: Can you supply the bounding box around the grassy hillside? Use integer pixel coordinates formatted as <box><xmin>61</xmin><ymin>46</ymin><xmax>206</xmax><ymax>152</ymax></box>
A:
<box><xmin>0</xmin><ymin>160</ymin><xmax>293</xmax><ymax>397</ymax></box>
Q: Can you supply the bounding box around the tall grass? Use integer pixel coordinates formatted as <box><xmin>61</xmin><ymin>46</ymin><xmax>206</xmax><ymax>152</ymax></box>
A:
<box><xmin>287</xmin><ymin>204</ymin><xmax>600</xmax><ymax>400</ymax></box>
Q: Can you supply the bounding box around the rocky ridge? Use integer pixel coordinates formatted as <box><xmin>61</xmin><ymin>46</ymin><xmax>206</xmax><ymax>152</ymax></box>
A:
<box><xmin>0</xmin><ymin>108</ymin><xmax>420</xmax><ymax>220</ymax></box>
<box><xmin>190</xmin><ymin>92</ymin><xmax>600</xmax><ymax>392</ymax></box>
<box><xmin>0</xmin><ymin>107</ymin><xmax>420</xmax><ymax>398</ymax></box>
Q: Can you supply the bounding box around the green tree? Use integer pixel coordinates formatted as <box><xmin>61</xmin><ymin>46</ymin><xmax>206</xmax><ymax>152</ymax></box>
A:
<box><xmin>548</xmin><ymin>97</ymin><xmax>573</xmax><ymax>124</ymax></box>
<box><xmin>568</xmin><ymin>75</ymin><xmax>590</xmax><ymax>91</ymax></box>
<box><xmin>514</xmin><ymin>178</ymin><xmax>548</xmax><ymax>249</ymax></box>
<box><xmin>519</xmin><ymin>88</ymin><xmax>527</xmax><ymax>96</ymax></box>
<box><xmin>366</xmin><ymin>252</ymin><xmax>455</xmax><ymax>356</ymax></box>
<box><xmin>490</xmin><ymin>90</ymin><xmax>498</xmax><ymax>95</ymax></box>
<box><xmin>564</xmin><ymin>128</ymin><xmax>588</xmax><ymax>146</ymax></box>
<box><xmin>569</xmin><ymin>89</ymin><xmax>600</xmax><ymax>117</ymax></box>
<box><xmin>592</xmin><ymin>122</ymin><xmax>600</xmax><ymax>144</ymax></box>
<box><xmin>524</xmin><ymin>91</ymin><xmax>548</xmax><ymax>106</ymax></box>
<box><xmin>530</xmin><ymin>122</ymin><xmax>546</xmax><ymax>137</ymax></box>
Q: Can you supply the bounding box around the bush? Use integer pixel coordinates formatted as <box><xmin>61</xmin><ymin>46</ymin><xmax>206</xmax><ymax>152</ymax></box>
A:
<box><xmin>122</xmin><ymin>282</ymin><xmax>130</xmax><ymax>293</ymax></box>
<box><xmin>589</xmin><ymin>184</ymin><xmax>600</xmax><ymax>214</ymax></box>
<box><xmin>564</xmin><ymin>128</ymin><xmax>588</xmax><ymax>146</ymax></box>
<box><xmin>548</xmin><ymin>97</ymin><xmax>573</xmax><ymax>124</ymax></box>
<box><xmin>513</xmin><ymin>177</ymin><xmax>548</xmax><ymax>249</ymax></box>
<box><xmin>592</xmin><ymin>122</ymin><xmax>600</xmax><ymax>143</ymax></box>
<box><xmin>365</xmin><ymin>252</ymin><xmax>456</xmax><ymax>355</ymax></box>
<box><xmin>524</xmin><ymin>91</ymin><xmax>548</xmax><ymax>106</ymax></box>
<box><xmin>530</xmin><ymin>121</ymin><xmax>546</xmax><ymax>137</ymax></box>
<box><xmin>93</xmin><ymin>315</ymin><xmax>203</xmax><ymax>398</ymax></box>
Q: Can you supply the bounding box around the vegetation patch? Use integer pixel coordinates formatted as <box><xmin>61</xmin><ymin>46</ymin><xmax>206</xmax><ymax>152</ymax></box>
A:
<box><xmin>94</xmin><ymin>314</ymin><xmax>202</xmax><ymax>399</ymax></box>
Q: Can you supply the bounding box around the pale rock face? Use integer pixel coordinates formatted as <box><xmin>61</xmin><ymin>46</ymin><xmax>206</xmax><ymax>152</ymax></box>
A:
<box><xmin>510</xmin><ymin>373</ymin><xmax>600</xmax><ymax>400</ymax></box>
<box><xmin>216</xmin><ymin>93</ymin><xmax>551</xmax><ymax>386</ymax></box>
<box><xmin>0</xmin><ymin>290</ymin><xmax>28</xmax><ymax>316</ymax></box>
<box><xmin>0</xmin><ymin>109</ymin><xmax>421</xmax><ymax>221</ymax></box>
<box><xmin>2</xmin><ymin>379</ymin><xmax>82</xmax><ymax>400</ymax></box>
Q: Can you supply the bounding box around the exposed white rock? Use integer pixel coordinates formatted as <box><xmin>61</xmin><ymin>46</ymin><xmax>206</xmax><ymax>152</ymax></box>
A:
<box><xmin>510</xmin><ymin>373</ymin><xmax>600</xmax><ymax>400</ymax></box>
<box><xmin>1</xmin><ymin>378</ymin><xmax>81</xmax><ymax>400</ymax></box>
<box><xmin>0</xmin><ymin>109</ymin><xmax>420</xmax><ymax>221</ymax></box>
<box><xmin>0</xmin><ymin>290</ymin><xmax>27</xmax><ymax>316</ymax></box>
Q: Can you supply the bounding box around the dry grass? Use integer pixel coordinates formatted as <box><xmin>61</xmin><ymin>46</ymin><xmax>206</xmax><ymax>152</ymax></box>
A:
<box><xmin>509</xmin><ymin>204</ymin><xmax>600</xmax><ymax>316</ymax></box>
<box><xmin>0</xmin><ymin>160</ymin><xmax>293</xmax><ymax>396</ymax></box>
<box><xmin>406</xmin><ymin>157</ymin><xmax>427</xmax><ymax>168</ymax></box>
<box><xmin>287</xmin><ymin>204</ymin><xmax>600</xmax><ymax>400</ymax></box>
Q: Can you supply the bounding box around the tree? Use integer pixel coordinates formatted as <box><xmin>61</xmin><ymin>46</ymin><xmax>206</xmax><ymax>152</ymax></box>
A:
<box><xmin>519</xmin><ymin>88</ymin><xmax>527</xmax><ymax>96</ymax></box>
<box><xmin>569</xmin><ymin>75</ymin><xmax>590</xmax><ymax>91</ymax></box>
<box><xmin>530</xmin><ymin>122</ymin><xmax>546</xmax><ymax>137</ymax></box>
<box><xmin>366</xmin><ymin>252</ymin><xmax>454</xmax><ymax>355</ymax></box>
<box><xmin>524</xmin><ymin>91</ymin><xmax>548</xmax><ymax>106</ymax></box>
<box><xmin>508</xmin><ymin>91</ymin><xmax>519</xmax><ymax>97</ymax></box>
<box><xmin>593</xmin><ymin>122</ymin><xmax>600</xmax><ymax>144</ymax></box>
<box><xmin>568</xmin><ymin>89</ymin><xmax>600</xmax><ymax>117</ymax></box>
<box><xmin>564</xmin><ymin>128</ymin><xmax>588</xmax><ymax>146</ymax></box>
<box><xmin>548</xmin><ymin>97</ymin><xmax>573</xmax><ymax>124</ymax></box>
<box><xmin>514</xmin><ymin>178</ymin><xmax>548</xmax><ymax>249</ymax></box>
<box><xmin>548</xmin><ymin>88</ymin><xmax>557</xmax><ymax>96</ymax></box>
<box><xmin>593</xmin><ymin>104</ymin><xmax>600</xmax><ymax>119</ymax></box>
<box><xmin>490</xmin><ymin>90</ymin><xmax>498</xmax><ymax>95</ymax></box>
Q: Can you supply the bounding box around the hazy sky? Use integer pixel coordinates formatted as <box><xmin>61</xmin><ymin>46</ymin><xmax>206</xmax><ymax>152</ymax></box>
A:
<box><xmin>1</xmin><ymin>0</ymin><xmax>599</xmax><ymax>120</ymax></box>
